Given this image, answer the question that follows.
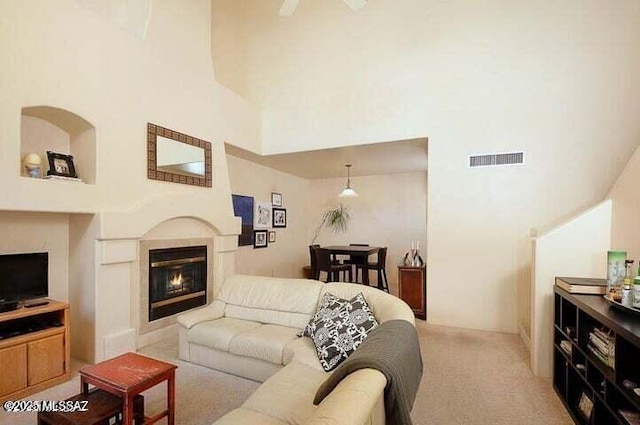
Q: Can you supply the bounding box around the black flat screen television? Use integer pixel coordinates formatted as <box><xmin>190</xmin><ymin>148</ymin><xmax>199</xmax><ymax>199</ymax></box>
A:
<box><xmin>0</xmin><ymin>252</ymin><xmax>48</xmax><ymax>302</ymax></box>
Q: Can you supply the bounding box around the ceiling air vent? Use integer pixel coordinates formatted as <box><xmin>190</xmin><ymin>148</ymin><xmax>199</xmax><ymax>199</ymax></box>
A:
<box><xmin>469</xmin><ymin>152</ymin><xmax>524</xmax><ymax>168</ymax></box>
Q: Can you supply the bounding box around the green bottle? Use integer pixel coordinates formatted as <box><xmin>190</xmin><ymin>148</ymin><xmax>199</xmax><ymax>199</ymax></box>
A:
<box><xmin>625</xmin><ymin>260</ymin><xmax>635</xmax><ymax>290</ymax></box>
<box><xmin>634</xmin><ymin>262</ymin><xmax>640</xmax><ymax>308</ymax></box>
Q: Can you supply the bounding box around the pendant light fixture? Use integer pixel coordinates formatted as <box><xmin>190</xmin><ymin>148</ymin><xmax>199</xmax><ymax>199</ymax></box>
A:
<box><xmin>339</xmin><ymin>164</ymin><xmax>358</xmax><ymax>198</ymax></box>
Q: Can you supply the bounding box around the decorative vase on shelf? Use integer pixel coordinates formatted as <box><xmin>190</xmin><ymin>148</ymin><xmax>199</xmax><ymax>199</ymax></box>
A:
<box><xmin>411</xmin><ymin>250</ymin><xmax>424</xmax><ymax>266</ymax></box>
<box><xmin>23</xmin><ymin>152</ymin><xmax>42</xmax><ymax>178</ymax></box>
<box><xmin>405</xmin><ymin>240</ymin><xmax>424</xmax><ymax>267</ymax></box>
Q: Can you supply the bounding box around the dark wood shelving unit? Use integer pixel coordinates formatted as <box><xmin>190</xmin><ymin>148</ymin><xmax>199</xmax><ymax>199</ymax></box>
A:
<box><xmin>554</xmin><ymin>284</ymin><xmax>640</xmax><ymax>425</ymax></box>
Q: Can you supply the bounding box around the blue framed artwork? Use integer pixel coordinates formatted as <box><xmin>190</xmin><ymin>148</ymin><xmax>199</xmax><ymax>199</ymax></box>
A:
<box><xmin>232</xmin><ymin>194</ymin><xmax>254</xmax><ymax>246</ymax></box>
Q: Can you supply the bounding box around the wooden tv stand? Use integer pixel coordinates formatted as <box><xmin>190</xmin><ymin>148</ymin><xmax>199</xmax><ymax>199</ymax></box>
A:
<box><xmin>0</xmin><ymin>299</ymin><xmax>70</xmax><ymax>402</ymax></box>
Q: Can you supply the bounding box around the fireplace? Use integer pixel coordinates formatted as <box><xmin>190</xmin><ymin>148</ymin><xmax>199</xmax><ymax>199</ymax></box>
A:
<box><xmin>148</xmin><ymin>245</ymin><xmax>207</xmax><ymax>321</ymax></box>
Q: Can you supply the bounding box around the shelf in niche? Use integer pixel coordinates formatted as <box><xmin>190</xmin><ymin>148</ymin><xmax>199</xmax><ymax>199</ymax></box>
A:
<box><xmin>0</xmin><ymin>176</ymin><xmax>99</xmax><ymax>214</ymax></box>
<box><xmin>20</xmin><ymin>176</ymin><xmax>89</xmax><ymax>185</ymax></box>
<box><xmin>20</xmin><ymin>106</ymin><xmax>96</xmax><ymax>185</ymax></box>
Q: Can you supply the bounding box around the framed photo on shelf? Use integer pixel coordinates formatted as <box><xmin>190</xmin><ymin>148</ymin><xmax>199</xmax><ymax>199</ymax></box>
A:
<box><xmin>46</xmin><ymin>151</ymin><xmax>78</xmax><ymax>178</ymax></box>
<box><xmin>253</xmin><ymin>230</ymin><xmax>268</xmax><ymax>248</ymax></box>
<box><xmin>269</xmin><ymin>231</ymin><xmax>276</xmax><ymax>243</ymax></box>
<box><xmin>271</xmin><ymin>192</ymin><xmax>282</xmax><ymax>207</ymax></box>
<box><xmin>577</xmin><ymin>392</ymin><xmax>593</xmax><ymax>420</ymax></box>
<box><xmin>272</xmin><ymin>208</ymin><xmax>286</xmax><ymax>228</ymax></box>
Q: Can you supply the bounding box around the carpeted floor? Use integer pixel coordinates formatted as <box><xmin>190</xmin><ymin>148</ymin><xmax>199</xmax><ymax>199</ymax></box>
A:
<box><xmin>0</xmin><ymin>322</ymin><xmax>571</xmax><ymax>425</ymax></box>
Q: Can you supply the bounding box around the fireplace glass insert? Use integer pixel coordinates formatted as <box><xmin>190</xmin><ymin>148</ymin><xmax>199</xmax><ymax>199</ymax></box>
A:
<box><xmin>149</xmin><ymin>245</ymin><xmax>207</xmax><ymax>321</ymax></box>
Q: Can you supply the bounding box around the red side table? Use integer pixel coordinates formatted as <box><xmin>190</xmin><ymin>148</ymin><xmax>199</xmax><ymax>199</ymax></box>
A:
<box><xmin>80</xmin><ymin>352</ymin><xmax>177</xmax><ymax>425</ymax></box>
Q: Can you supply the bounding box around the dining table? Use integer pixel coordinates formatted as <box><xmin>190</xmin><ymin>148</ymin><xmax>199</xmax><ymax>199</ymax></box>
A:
<box><xmin>322</xmin><ymin>245</ymin><xmax>381</xmax><ymax>287</ymax></box>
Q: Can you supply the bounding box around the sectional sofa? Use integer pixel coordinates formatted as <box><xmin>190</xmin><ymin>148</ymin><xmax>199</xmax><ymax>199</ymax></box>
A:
<box><xmin>176</xmin><ymin>274</ymin><xmax>416</xmax><ymax>424</ymax></box>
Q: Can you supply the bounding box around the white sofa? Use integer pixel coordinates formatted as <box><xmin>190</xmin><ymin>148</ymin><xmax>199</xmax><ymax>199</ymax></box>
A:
<box><xmin>177</xmin><ymin>274</ymin><xmax>415</xmax><ymax>425</ymax></box>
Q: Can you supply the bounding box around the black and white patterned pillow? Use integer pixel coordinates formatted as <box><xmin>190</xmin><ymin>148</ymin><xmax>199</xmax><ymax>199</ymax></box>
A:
<box><xmin>302</xmin><ymin>292</ymin><xmax>378</xmax><ymax>371</ymax></box>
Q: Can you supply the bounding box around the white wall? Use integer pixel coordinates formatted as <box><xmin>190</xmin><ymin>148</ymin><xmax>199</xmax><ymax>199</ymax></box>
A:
<box><xmin>211</xmin><ymin>0</ymin><xmax>640</xmax><ymax>333</ymax></box>
<box><xmin>0</xmin><ymin>212</ymin><xmax>69</xmax><ymax>302</ymax></box>
<box><xmin>226</xmin><ymin>154</ymin><xmax>310</xmax><ymax>278</ymax></box>
<box><xmin>1</xmin><ymin>0</ymin><xmax>259</xmax><ymax>214</ymax></box>
<box><xmin>609</xmin><ymin>144</ymin><xmax>640</xmax><ymax>258</ymax></box>
<box><xmin>531</xmin><ymin>200</ymin><xmax>611</xmax><ymax>377</ymax></box>
<box><xmin>20</xmin><ymin>116</ymin><xmax>70</xmax><ymax>177</ymax></box>
<box><xmin>0</xmin><ymin>0</ymin><xmax>258</xmax><ymax>362</ymax></box>
<box><xmin>211</xmin><ymin>0</ymin><xmax>249</xmax><ymax>99</ymax></box>
<box><xmin>308</xmin><ymin>172</ymin><xmax>427</xmax><ymax>294</ymax></box>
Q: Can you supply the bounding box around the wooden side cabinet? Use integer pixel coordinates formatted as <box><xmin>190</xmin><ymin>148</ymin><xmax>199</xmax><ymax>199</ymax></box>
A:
<box><xmin>0</xmin><ymin>300</ymin><xmax>70</xmax><ymax>402</ymax></box>
<box><xmin>398</xmin><ymin>265</ymin><xmax>426</xmax><ymax>320</ymax></box>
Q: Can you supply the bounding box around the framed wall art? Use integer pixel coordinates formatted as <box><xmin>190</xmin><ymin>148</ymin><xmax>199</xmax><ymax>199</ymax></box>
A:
<box><xmin>269</xmin><ymin>231</ymin><xmax>276</xmax><ymax>243</ymax></box>
<box><xmin>232</xmin><ymin>194</ymin><xmax>254</xmax><ymax>247</ymax></box>
<box><xmin>271</xmin><ymin>192</ymin><xmax>282</xmax><ymax>207</ymax></box>
<box><xmin>272</xmin><ymin>208</ymin><xmax>286</xmax><ymax>228</ymax></box>
<box><xmin>46</xmin><ymin>151</ymin><xmax>78</xmax><ymax>178</ymax></box>
<box><xmin>254</xmin><ymin>230</ymin><xmax>268</xmax><ymax>248</ymax></box>
<box><xmin>255</xmin><ymin>202</ymin><xmax>272</xmax><ymax>229</ymax></box>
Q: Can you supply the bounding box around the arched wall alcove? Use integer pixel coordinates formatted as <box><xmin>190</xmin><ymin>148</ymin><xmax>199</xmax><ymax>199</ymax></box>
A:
<box><xmin>21</xmin><ymin>106</ymin><xmax>97</xmax><ymax>184</ymax></box>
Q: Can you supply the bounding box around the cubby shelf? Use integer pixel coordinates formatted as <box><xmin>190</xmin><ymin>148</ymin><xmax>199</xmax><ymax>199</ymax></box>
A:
<box><xmin>0</xmin><ymin>177</ymin><xmax>99</xmax><ymax>214</ymax></box>
<box><xmin>555</xmin><ymin>284</ymin><xmax>640</xmax><ymax>425</ymax></box>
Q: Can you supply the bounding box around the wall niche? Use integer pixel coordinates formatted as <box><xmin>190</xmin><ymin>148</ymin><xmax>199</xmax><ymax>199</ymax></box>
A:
<box><xmin>21</xmin><ymin>106</ymin><xmax>96</xmax><ymax>185</ymax></box>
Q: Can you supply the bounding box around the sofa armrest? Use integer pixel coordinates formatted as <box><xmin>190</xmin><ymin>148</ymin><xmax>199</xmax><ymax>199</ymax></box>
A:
<box><xmin>305</xmin><ymin>369</ymin><xmax>386</xmax><ymax>425</ymax></box>
<box><xmin>177</xmin><ymin>299</ymin><xmax>226</xmax><ymax>329</ymax></box>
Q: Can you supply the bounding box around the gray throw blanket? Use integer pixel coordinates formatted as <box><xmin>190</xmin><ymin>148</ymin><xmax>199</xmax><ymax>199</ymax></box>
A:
<box><xmin>313</xmin><ymin>319</ymin><xmax>423</xmax><ymax>425</ymax></box>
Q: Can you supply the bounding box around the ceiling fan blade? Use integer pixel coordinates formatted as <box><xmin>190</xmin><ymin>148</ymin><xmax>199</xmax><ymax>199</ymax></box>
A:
<box><xmin>342</xmin><ymin>0</ymin><xmax>367</xmax><ymax>11</ymax></box>
<box><xmin>279</xmin><ymin>0</ymin><xmax>301</xmax><ymax>16</ymax></box>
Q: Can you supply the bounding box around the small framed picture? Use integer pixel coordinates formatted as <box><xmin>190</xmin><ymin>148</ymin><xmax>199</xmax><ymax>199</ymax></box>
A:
<box><xmin>46</xmin><ymin>151</ymin><xmax>78</xmax><ymax>178</ymax></box>
<box><xmin>269</xmin><ymin>231</ymin><xmax>276</xmax><ymax>243</ymax></box>
<box><xmin>271</xmin><ymin>192</ymin><xmax>283</xmax><ymax>207</ymax></box>
<box><xmin>253</xmin><ymin>230</ymin><xmax>268</xmax><ymax>248</ymax></box>
<box><xmin>254</xmin><ymin>202</ymin><xmax>272</xmax><ymax>229</ymax></box>
<box><xmin>272</xmin><ymin>208</ymin><xmax>287</xmax><ymax>228</ymax></box>
<box><xmin>577</xmin><ymin>392</ymin><xmax>593</xmax><ymax>420</ymax></box>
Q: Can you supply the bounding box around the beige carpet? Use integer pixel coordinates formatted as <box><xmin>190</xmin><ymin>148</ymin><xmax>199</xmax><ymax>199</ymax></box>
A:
<box><xmin>0</xmin><ymin>322</ymin><xmax>571</xmax><ymax>425</ymax></box>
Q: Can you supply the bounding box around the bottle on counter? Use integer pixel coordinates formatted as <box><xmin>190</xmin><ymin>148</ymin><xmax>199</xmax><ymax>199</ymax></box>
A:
<box><xmin>608</xmin><ymin>250</ymin><xmax>627</xmax><ymax>301</ymax></box>
<box><xmin>634</xmin><ymin>261</ymin><xmax>640</xmax><ymax>308</ymax></box>
<box><xmin>624</xmin><ymin>259</ymin><xmax>635</xmax><ymax>290</ymax></box>
<box><xmin>633</xmin><ymin>273</ymin><xmax>640</xmax><ymax>309</ymax></box>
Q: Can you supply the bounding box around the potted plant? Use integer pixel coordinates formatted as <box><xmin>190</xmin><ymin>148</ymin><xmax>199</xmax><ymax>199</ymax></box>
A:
<box><xmin>311</xmin><ymin>204</ymin><xmax>351</xmax><ymax>244</ymax></box>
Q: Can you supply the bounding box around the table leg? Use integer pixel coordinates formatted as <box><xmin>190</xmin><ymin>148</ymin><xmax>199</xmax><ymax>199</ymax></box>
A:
<box><xmin>362</xmin><ymin>257</ymin><xmax>370</xmax><ymax>286</ymax></box>
<box><xmin>123</xmin><ymin>394</ymin><xmax>134</xmax><ymax>425</ymax></box>
<box><xmin>168</xmin><ymin>371</ymin><xmax>175</xmax><ymax>425</ymax></box>
<box><xmin>80</xmin><ymin>377</ymin><xmax>89</xmax><ymax>395</ymax></box>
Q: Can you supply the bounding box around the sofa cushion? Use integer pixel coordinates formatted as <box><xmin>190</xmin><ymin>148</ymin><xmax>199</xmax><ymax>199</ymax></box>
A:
<box><xmin>241</xmin><ymin>362</ymin><xmax>328</xmax><ymax>425</ymax></box>
<box><xmin>219</xmin><ymin>275</ymin><xmax>323</xmax><ymax>329</ymax></box>
<box><xmin>225</xmin><ymin>305</ymin><xmax>312</xmax><ymax>330</ymax></box>
<box><xmin>228</xmin><ymin>324</ymin><xmax>300</xmax><ymax>364</ymax></box>
<box><xmin>283</xmin><ymin>337</ymin><xmax>325</xmax><ymax>372</ymax></box>
<box><xmin>303</xmin><ymin>292</ymin><xmax>378</xmax><ymax>372</ymax></box>
<box><xmin>187</xmin><ymin>318</ymin><xmax>260</xmax><ymax>352</ymax></box>
<box><xmin>176</xmin><ymin>300</ymin><xmax>226</xmax><ymax>329</ymax></box>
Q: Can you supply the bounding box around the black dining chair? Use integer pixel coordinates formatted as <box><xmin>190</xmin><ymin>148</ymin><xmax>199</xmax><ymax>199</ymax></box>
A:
<box><xmin>314</xmin><ymin>248</ymin><xmax>352</xmax><ymax>283</ymax></box>
<box><xmin>309</xmin><ymin>245</ymin><xmax>320</xmax><ymax>280</ymax></box>
<box><xmin>366</xmin><ymin>247</ymin><xmax>389</xmax><ymax>292</ymax></box>
<box><xmin>344</xmin><ymin>243</ymin><xmax>369</xmax><ymax>283</ymax></box>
